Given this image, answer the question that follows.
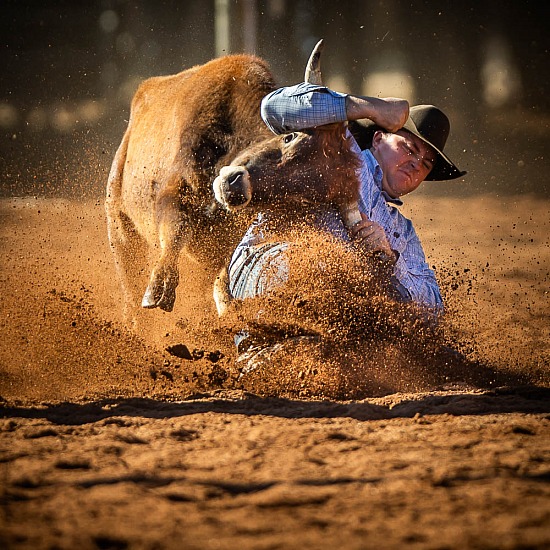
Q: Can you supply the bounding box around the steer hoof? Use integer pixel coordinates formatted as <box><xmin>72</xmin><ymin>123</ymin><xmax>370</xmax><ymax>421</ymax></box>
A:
<box><xmin>142</xmin><ymin>266</ymin><xmax>178</xmax><ymax>311</ymax></box>
<box><xmin>141</xmin><ymin>286</ymin><xmax>161</xmax><ymax>309</ymax></box>
<box><xmin>141</xmin><ymin>282</ymin><xmax>176</xmax><ymax>311</ymax></box>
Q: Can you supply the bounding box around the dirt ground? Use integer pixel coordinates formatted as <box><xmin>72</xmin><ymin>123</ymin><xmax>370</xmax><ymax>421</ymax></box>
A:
<box><xmin>0</xmin><ymin>193</ymin><xmax>549</xmax><ymax>549</ymax></box>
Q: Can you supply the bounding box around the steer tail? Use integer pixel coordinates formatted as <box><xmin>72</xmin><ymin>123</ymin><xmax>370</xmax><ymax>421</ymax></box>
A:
<box><xmin>105</xmin><ymin>124</ymin><xmax>131</xmax><ymax>210</ymax></box>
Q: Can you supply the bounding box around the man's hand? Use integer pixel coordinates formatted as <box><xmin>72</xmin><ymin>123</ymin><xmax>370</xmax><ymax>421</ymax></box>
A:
<box><xmin>345</xmin><ymin>95</ymin><xmax>409</xmax><ymax>133</ymax></box>
<box><xmin>350</xmin><ymin>213</ymin><xmax>396</xmax><ymax>261</ymax></box>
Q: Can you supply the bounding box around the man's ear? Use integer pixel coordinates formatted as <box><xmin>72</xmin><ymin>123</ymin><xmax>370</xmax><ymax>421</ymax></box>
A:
<box><xmin>371</xmin><ymin>130</ymin><xmax>384</xmax><ymax>150</ymax></box>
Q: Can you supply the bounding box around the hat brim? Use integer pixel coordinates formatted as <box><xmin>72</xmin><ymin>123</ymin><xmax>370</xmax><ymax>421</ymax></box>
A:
<box><xmin>348</xmin><ymin>119</ymin><xmax>466</xmax><ymax>182</ymax></box>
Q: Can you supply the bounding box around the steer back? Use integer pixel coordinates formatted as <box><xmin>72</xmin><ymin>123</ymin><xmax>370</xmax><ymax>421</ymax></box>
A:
<box><xmin>122</xmin><ymin>54</ymin><xmax>275</xmax><ymax>217</ymax></box>
<box><xmin>105</xmin><ymin>54</ymin><xmax>276</xmax><ymax>318</ymax></box>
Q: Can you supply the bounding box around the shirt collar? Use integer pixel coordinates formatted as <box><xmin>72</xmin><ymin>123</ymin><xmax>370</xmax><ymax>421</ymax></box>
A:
<box><xmin>363</xmin><ymin>149</ymin><xmax>404</xmax><ymax>206</ymax></box>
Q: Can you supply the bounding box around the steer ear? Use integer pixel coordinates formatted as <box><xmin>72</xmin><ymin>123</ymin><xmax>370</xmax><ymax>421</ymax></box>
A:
<box><xmin>304</xmin><ymin>39</ymin><xmax>324</xmax><ymax>85</ymax></box>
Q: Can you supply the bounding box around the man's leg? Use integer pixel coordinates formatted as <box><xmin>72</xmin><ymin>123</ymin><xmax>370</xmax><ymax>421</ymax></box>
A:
<box><xmin>227</xmin><ymin>240</ymin><xmax>320</xmax><ymax>376</ymax></box>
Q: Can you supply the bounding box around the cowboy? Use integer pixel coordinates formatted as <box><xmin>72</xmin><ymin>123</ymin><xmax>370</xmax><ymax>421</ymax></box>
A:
<box><xmin>228</xmin><ymin>83</ymin><xmax>466</xmax><ymax>369</ymax></box>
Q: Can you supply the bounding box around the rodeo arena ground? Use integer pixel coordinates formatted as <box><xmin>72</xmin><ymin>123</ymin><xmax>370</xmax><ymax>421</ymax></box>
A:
<box><xmin>1</xmin><ymin>4</ymin><xmax>549</xmax><ymax>550</ymax></box>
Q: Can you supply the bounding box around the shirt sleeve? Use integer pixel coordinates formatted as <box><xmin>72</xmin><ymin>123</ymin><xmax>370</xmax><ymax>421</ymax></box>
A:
<box><xmin>391</xmin><ymin>230</ymin><xmax>443</xmax><ymax>310</ymax></box>
<box><xmin>261</xmin><ymin>83</ymin><xmax>348</xmax><ymax>134</ymax></box>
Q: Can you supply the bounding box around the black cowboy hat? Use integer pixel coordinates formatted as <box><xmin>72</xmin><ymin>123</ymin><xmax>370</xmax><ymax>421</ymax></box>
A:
<box><xmin>349</xmin><ymin>104</ymin><xmax>466</xmax><ymax>181</ymax></box>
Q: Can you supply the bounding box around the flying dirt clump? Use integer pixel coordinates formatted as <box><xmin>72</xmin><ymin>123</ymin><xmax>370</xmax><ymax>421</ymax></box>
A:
<box><xmin>221</xmin><ymin>223</ymin><xmax>461</xmax><ymax>399</ymax></box>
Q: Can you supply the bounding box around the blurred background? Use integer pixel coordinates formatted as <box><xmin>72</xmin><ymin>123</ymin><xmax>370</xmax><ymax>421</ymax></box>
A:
<box><xmin>1</xmin><ymin>0</ymin><xmax>548</xmax><ymax>199</ymax></box>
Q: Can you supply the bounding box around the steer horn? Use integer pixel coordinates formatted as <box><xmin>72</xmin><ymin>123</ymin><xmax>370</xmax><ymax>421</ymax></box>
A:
<box><xmin>304</xmin><ymin>39</ymin><xmax>325</xmax><ymax>85</ymax></box>
<box><xmin>304</xmin><ymin>40</ymin><xmax>362</xmax><ymax>229</ymax></box>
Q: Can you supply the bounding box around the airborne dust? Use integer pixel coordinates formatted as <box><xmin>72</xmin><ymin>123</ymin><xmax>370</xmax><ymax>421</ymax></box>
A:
<box><xmin>1</xmin><ymin>188</ymin><xmax>546</xmax><ymax>405</ymax></box>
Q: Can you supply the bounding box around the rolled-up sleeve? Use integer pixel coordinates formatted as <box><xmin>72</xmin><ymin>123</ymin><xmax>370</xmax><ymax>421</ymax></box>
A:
<box><xmin>261</xmin><ymin>83</ymin><xmax>348</xmax><ymax>134</ymax></box>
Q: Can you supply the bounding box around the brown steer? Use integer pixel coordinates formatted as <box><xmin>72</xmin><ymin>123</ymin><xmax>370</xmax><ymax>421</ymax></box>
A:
<box><xmin>106</xmin><ymin>41</ymin><xmax>362</xmax><ymax>321</ymax></box>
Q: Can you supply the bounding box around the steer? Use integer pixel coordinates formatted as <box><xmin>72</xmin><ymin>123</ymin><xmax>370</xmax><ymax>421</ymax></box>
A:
<box><xmin>106</xmin><ymin>41</ymin><xmax>363</xmax><ymax>322</ymax></box>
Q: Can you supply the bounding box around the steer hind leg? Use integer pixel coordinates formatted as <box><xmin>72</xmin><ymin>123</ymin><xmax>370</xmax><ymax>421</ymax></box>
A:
<box><xmin>105</xmin><ymin>207</ymin><xmax>149</xmax><ymax>324</ymax></box>
<box><xmin>142</xmin><ymin>192</ymin><xmax>188</xmax><ymax>312</ymax></box>
<box><xmin>105</xmin><ymin>128</ymin><xmax>150</xmax><ymax>324</ymax></box>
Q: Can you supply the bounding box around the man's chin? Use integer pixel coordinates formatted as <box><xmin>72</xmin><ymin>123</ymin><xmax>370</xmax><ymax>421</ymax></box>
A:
<box><xmin>384</xmin><ymin>178</ymin><xmax>406</xmax><ymax>198</ymax></box>
<box><xmin>382</xmin><ymin>185</ymin><xmax>399</xmax><ymax>199</ymax></box>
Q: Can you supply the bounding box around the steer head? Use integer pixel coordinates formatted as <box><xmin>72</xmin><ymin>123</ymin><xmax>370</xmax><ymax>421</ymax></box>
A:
<box><xmin>213</xmin><ymin>40</ymin><xmax>363</xmax><ymax>228</ymax></box>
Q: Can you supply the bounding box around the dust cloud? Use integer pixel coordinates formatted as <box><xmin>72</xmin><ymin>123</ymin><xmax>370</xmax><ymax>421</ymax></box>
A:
<box><xmin>1</xmin><ymin>192</ymin><xmax>547</xmax><ymax>403</ymax></box>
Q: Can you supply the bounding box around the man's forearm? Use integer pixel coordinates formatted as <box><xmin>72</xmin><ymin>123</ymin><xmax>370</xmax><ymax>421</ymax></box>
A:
<box><xmin>261</xmin><ymin>83</ymin><xmax>409</xmax><ymax>135</ymax></box>
<box><xmin>345</xmin><ymin>95</ymin><xmax>409</xmax><ymax>132</ymax></box>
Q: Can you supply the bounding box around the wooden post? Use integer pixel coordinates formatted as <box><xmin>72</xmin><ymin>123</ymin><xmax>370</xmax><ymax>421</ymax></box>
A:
<box><xmin>215</xmin><ymin>0</ymin><xmax>230</xmax><ymax>56</ymax></box>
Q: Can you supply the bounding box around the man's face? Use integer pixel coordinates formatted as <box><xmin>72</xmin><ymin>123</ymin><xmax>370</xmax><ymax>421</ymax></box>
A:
<box><xmin>371</xmin><ymin>129</ymin><xmax>436</xmax><ymax>198</ymax></box>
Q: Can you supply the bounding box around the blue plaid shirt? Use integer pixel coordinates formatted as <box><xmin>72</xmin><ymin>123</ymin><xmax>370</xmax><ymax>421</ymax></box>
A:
<box><xmin>229</xmin><ymin>84</ymin><xmax>443</xmax><ymax>310</ymax></box>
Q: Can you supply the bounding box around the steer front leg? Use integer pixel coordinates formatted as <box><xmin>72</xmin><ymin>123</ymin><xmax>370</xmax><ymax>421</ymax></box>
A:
<box><xmin>142</xmin><ymin>188</ymin><xmax>188</xmax><ymax>312</ymax></box>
